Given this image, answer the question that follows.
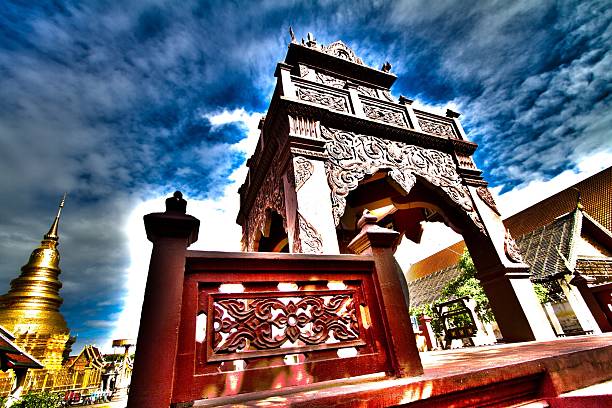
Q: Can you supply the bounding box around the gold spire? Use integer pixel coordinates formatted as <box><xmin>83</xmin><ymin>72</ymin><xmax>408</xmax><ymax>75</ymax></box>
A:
<box><xmin>0</xmin><ymin>195</ymin><xmax>69</xmax><ymax>336</ymax></box>
<box><xmin>45</xmin><ymin>192</ymin><xmax>66</xmax><ymax>241</ymax></box>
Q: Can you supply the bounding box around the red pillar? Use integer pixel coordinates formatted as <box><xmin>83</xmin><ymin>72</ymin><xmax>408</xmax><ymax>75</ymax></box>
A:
<box><xmin>127</xmin><ymin>192</ymin><xmax>199</xmax><ymax>408</ymax></box>
<box><xmin>348</xmin><ymin>210</ymin><xmax>423</xmax><ymax>377</ymax></box>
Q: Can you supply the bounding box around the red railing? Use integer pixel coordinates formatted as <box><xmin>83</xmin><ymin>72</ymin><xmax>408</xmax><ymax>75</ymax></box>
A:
<box><xmin>173</xmin><ymin>252</ymin><xmax>393</xmax><ymax>402</ymax></box>
<box><xmin>127</xmin><ymin>193</ymin><xmax>422</xmax><ymax>408</ymax></box>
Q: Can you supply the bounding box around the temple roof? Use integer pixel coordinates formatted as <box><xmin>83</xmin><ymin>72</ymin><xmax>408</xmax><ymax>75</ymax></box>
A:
<box><xmin>517</xmin><ymin>211</ymin><xmax>577</xmax><ymax>282</ymax></box>
<box><xmin>0</xmin><ymin>325</ymin><xmax>43</xmax><ymax>371</ymax></box>
<box><xmin>505</xmin><ymin>166</ymin><xmax>611</xmax><ymax>236</ymax></box>
<box><xmin>284</xmin><ymin>34</ymin><xmax>397</xmax><ymax>89</ymax></box>
<box><xmin>407</xmin><ymin>265</ymin><xmax>463</xmax><ymax>308</ymax></box>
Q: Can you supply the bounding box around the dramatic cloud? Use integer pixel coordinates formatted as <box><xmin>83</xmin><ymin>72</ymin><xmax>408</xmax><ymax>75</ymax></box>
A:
<box><xmin>0</xmin><ymin>1</ymin><xmax>609</xmax><ymax>352</ymax></box>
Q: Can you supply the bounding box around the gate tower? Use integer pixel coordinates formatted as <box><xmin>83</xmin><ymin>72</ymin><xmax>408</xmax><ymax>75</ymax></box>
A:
<box><xmin>236</xmin><ymin>32</ymin><xmax>555</xmax><ymax>342</ymax></box>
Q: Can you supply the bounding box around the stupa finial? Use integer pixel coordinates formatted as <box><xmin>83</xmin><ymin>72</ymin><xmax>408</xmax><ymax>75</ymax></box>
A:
<box><xmin>44</xmin><ymin>193</ymin><xmax>67</xmax><ymax>241</ymax></box>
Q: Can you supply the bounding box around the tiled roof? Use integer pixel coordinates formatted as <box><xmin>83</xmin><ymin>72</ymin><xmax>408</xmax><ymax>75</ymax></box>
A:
<box><xmin>575</xmin><ymin>256</ymin><xmax>612</xmax><ymax>285</ymax></box>
<box><xmin>0</xmin><ymin>325</ymin><xmax>43</xmax><ymax>370</ymax></box>
<box><xmin>407</xmin><ymin>264</ymin><xmax>463</xmax><ymax>308</ymax></box>
<box><xmin>516</xmin><ymin>212</ymin><xmax>577</xmax><ymax>281</ymax></box>
<box><xmin>505</xmin><ymin>166</ymin><xmax>611</xmax><ymax>237</ymax></box>
<box><xmin>406</xmin><ymin>241</ymin><xmax>465</xmax><ymax>282</ymax></box>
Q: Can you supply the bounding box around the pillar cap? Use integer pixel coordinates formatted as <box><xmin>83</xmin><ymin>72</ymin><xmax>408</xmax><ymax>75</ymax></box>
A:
<box><xmin>348</xmin><ymin>209</ymin><xmax>399</xmax><ymax>254</ymax></box>
<box><xmin>144</xmin><ymin>191</ymin><xmax>200</xmax><ymax>245</ymax></box>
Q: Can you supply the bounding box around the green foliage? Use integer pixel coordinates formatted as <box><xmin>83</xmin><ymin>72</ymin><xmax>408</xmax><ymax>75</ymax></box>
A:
<box><xmin>441</xmin><ymin>250</ymin><xmax>495</xmax><ymax>323</ymax></box>
<box><xmin>7</xmin><ymin>392</ymin><xmax>63</xmax><ymax>408</ymax></box>
<box><xmin>532</xmin><ymin>282</ymin><xmax>552</xmax><ymax>304</ymax></box>
<box><xmin>410</xmin><ymin>249</ymin><xmax>496</xmax><ymax>335</ymax></box>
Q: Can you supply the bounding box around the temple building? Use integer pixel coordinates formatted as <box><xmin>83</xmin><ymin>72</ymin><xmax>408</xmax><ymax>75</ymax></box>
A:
<box><xmin>0</xmin><ymin>195</ymin><xmax>74</xmax><ymax>370</ymax></box>
<box><xmin>0</xmin><ymin>196</ymin><xmax>103</xmax><ymax>398</ymax></box>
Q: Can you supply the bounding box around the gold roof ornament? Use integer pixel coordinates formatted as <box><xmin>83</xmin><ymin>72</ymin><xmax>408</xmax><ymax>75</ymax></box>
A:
<box><xmin>0</xmin><ymin>194</ymin><xmax>70</xmax><ymax>336</ymax></box>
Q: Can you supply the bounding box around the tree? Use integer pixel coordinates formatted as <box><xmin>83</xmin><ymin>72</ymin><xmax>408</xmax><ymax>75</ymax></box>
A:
<box><xmin>410</xmin><ymin>249</ymin><xmax>496</xmax><ymax>335</ymax></box>
<box><xmin>7</xmin><ymin>392</ymin><xmax>63</xmax><ymax>408</ymax></box>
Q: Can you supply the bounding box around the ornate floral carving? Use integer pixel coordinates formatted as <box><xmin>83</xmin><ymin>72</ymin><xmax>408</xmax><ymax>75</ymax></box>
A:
<box><xmin>320</xmin><ymin>126</ymin><xmax>486</xmax><ymax>235</ymax></box>
<box><xmin>504</xmin><ymin>229</ymin><xmax>524</xmax><ymax>263</ymax></box>
<box><xmin>362</xmin><ymin>103</ymin><xmax>408</xmax><ymax>128</ymax></box>
<box><xmin>294</xmin><ymin>156</ymin><xmax>314</xmax><ymax>191</ymax></box>
<box><xmin>476</xmin><ymin>186</ymin><xmax>500</xmax><ymax>215</ymax></box>
<box><xmin>357</xmin><ymin>85</ymin><xmax>377</xmax><ymax>98</ymax></box>
<box><xmin>296</xmin><ymin>87</ymin><xmax>349</xmax><ymax>113</ymax></box>
<box><xmin>381</xmin><ymin>90</ymin><xmax>395</xmax><ymax>102</ymax></box>
<box><xmin>297</xmin><ymin>212</ymin><xmax>323</xmax><ymax>254</ymax></box>
<box><xmin>299</xmin><ymin>64</ymin><xmax>309</xmax><ymax>78</ymax></box>
<box><xmin>245</xmin><ymin>165</ymin><xmax>286</xmax><ymax>251</ymax></box>
<box><xmin>212</xmin><ymin>293</ymin><xmax>359</xmax><ymax>353</ymax></box>
<box><xmin>417</xmin><ymin>117</ymin><xmax>457</xmax><ymax>138</ymax></box>
<box><xmin>315</xmin><ymin>72</ymin><xmax>345</xmax><ymax>89</ymax></box>
<box><xmin>320</xmin><ymin>41</ymin><xmax>364</xmax><ymax>65</ymax></box>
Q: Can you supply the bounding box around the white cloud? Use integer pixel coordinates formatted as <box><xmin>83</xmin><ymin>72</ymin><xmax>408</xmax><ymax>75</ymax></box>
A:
<box><xmin>106</xmin><ymin>108</ymin><xmax>262</xmax><ymax>352</ymax></box>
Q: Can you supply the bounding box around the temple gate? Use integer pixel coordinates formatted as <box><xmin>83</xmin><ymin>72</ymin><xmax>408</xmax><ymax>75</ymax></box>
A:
<box><xmin>236</xmin><ymin>33</ymin><xmax>554</xmax><ymax>342</ymax></box>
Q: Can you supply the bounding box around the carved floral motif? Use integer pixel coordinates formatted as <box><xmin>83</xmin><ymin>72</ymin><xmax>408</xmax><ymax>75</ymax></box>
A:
<box><xmin>476</xmin><ymin>186</ymin><xmax>500</xmax><ymax>215</ymax></box>
<box><xmin>320</xmin><ymin>41</ymin><xmax>364</xmax><ymax>65</ymax></box>
<box><xmin>294</xmin><ymin>156</ymin><xmax>314</xmax><ymax>191</ymax></box>
<box><xmin>504</xmin><ymin>229</ymin><xmax>524</xmax><ymax>263</ymax></box>
<box><xmin>299</xmin><ymin>65</ymin><xmax>309</xmax><ymax>78</ymax></box>
<box><xmin>362</xmin><ymin>103</ymin><xmax>408</xmax><ymax>128</ymax></box>
<box><xmin>297</xmin><ymin>212</ymin><xmax>323</xmax><ymax>254</ymax></box>
<box><xmin>315</xmin><ymin>72</ymin><xmax>345</xmax><ymax>89</ymax></box>
<box><xmin>297</xmin><ymin>87</ymin><xmax>348</xmax><ymax>113</ymax></box>
<box><xmin>320</xmin><ymin>126</ymin><xmax>486</xmax><ymax>234</ymax></box>
<box><xmin>417</xmin><ymin>117</ymin><xmax>457</xmax><ymax>138</ymax></box>
<box><xmin>357</xmin><ymin>85</ymin><xmax>377</xmax><ymax>98</ymax></box>
<box><xmin>212</xmin><ymin>293</ymin><xmax>359</xmax><ymax>353</ymax></box>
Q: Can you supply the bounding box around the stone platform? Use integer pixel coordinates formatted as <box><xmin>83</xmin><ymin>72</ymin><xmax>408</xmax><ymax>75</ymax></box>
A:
<box><xmin>193</xmin><ymin>333</ymin><xmax>612</xmax><ymax>407</ymax></box>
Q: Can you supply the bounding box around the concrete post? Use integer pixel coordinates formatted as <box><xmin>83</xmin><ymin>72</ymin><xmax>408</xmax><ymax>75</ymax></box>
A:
<box><xmin>127</xmin><ymin>192</ymin><xmax>199</xmax><ymax>408</ymax></box>
<box><xmin>348</xmin><ymin>210</ymin><xmax>423</xmax><ymax>377</ymax></box>
<box><xmin>418</xmin><ymin>315</ymin><xmax>437</xmax><ymax>351</ymax></box>
<box><xmin>568</xmin><ymin>274</ymin><xmax>611</xmax><ymax>332</ymax></box>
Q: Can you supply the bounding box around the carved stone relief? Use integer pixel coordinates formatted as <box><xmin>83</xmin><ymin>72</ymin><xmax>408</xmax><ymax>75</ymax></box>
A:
<box><xmin>315</xmin><ymin>72</ymin><xmax>345</xmax><ymax>89</ymax></box>
<box><xmin>381</xmin><ymin>90</ymin><xmax>395</xmax><ymax>103</ymax></box>
<box><xmin>294</xmin><ymin>156</ymin><xmax>314</xmax><ymax>191</ymax></box>
<box><xmin>212</xmin><ymin>293</ymin><xmax>359</xmax><ymax>353</ymax></box>
<box><xmin>417</xmin><ymin>117</ymin><xmax>457</xmax><ymax>138</ymax></box>
<box><xmin>244</xmin><ymin>164</ymin><xmax>286</xmax><ymax>251</ymax></box>
<box><xmin>288</xmin><ymin>115</ymin><xmax>319</xmax><ymax>139</ymax></box>
<box><xmin>504</xmin><ymin>229</ymin><xmax>524</xmax><ymax>263</ymax></box>
<box><xmin>320</xmin><ymin>41</ymin><xmax>364</xmax><ymax>65</ymax></box>
<box><xmin>357</xmin><ymin>85</ymin><xmax>377</xmax><ymax>99</ymax></box>
<box><xmin>296</xmin><ymin>212</ymin><xmax>323</xmax><ymax>254</ymax></box>
<box><xmin>456</xmin><ymin>152</ymin><xmax>477</xmax><ymax>169</ymax></box>
<box><xmin>362</xmin><ymin>103</ymin><xmax>408</xmax><ymax>128</ymax></box>
<box><xmin>299</xmin><ymin>64</ymin><xmax>309</xmax><ymax>78</ymax></box>
<box><xmin>296</xmin><ymin>87</ymin><xmax>349</xmax><ymax>113</ymax></box>
<box><xmin>320</xmin><ymin>126</ymin><xmax>486</xmax><ymax>235</ymax></box>
<box><xmin>476</xmin><ymin>186</ymin><xmax>500</xmax><ymax>215</ymax></box>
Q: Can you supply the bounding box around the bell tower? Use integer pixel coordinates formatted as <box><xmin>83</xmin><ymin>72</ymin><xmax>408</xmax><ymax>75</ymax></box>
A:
<box><xmin>237</xmin><ymin>32</ymin><xmax>555</xmax><ymax>342</ymax></box>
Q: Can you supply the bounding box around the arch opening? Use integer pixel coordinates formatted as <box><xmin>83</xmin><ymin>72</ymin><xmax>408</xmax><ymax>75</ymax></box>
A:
<box><xmin>254</xmin><ymin>210</ymin><xmax>289</xmax><ymax>253</ymax></box>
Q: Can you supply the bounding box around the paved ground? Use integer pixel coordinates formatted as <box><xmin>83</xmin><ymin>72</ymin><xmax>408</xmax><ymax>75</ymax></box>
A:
<box><xmin>193</xmin><ymin>333</ymin><xmax>612</xmax><ymax>407</ymax></box>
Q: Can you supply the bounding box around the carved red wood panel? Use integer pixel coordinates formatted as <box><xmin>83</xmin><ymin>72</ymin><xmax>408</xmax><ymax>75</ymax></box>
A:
<box><xmin>172</xmin><ymin>251</ymin><xmax>393</xmax><ymax>403</ymax></box>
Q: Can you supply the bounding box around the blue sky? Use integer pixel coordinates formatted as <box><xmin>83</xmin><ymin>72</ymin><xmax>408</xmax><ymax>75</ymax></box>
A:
<box><xmin>0</xmin><ymin>0</ymin><xmax>610</xmax><ymax>352</ymax></box>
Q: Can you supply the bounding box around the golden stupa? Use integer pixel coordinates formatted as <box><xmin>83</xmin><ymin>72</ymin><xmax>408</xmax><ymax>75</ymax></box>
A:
<box><xmin>0</xmin><ymin>195</ymin><xmax>74</xmax><ymax>371</ymax></box>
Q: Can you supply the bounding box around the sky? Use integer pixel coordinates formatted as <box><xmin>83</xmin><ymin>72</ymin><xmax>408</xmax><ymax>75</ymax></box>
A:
<box><xmin>0</xmin><ymin>0</ymin><xmax>610</xmax><ymax>353</ymax></box>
